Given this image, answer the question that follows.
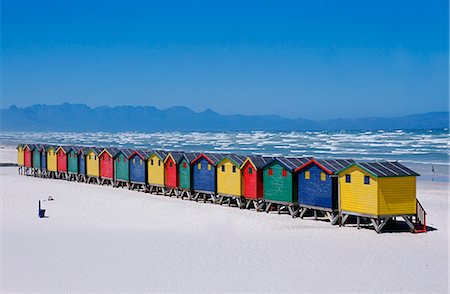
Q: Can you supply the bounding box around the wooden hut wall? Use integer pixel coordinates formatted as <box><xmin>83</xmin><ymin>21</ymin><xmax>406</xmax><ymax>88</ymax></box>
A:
<box><xmin>115</xmin><ymin>152</ymin><xmax>129</xmax><ymax>181</ymax></box>
<box><xmin>17</xmin><ymin>145</ymin><xmax>24</xmax><ymax>166</ymax></box>
<box><xmin>32</xmin><ymin>147</ymin><xmax>41</xmax><ymax>168</ymax></box>
<box><xmin>338</xmin><ymin>165</ymin><xmax>378</xmax><ymax>216</ymax></box>
<box><xmin>192</xmin><ymin>157</ymin><xmax>216</xmax><ymax>193</ymax></box>
<box><xmin>147</xmin><ymin>154</ymin><xmax>165</xmax><ymax>186</ymax></box>
<box><xmin>242</xmin><ymin>160</ymin><xmax>263</xmax><ymax>200</ymax></box>
<box><xmin>68</xmin><ymin>149</ymin><xmax>79</xmax><ymax>174</ymax></box>
<box><xmin>78</xmin><ymin>150</ymin><xmax>86</xmax><ymax>175</ymax></box>
<box><xmin>164</xmin><ymin>155</ymin><xmax>178</xmax><ymax>188</ymax></box>
<box><xmin>24</xmin><ymin>145</ymin><xmax>32</xmax><ymax>167</ymax></box>
<box><xmin>298</xmin><ymin>164</ymin><xmax>336</xmax><ymax>210</ymax></box>
<box><xmin>86</xmin><ymin>150</ymin><xmax>100</xmax><ymax>177</ymax></box>
<box><xmin>263</xmin><ymin>162</ymin><xmax>296</xmax><ymax>203</ymax></box>
<box><xmin>47</xmin><ymin>147</ymin><xmax>57</xmax><ymax>172</ymax></box>
<box><xmin>217</xmin><ymin>158</ymin><xmax>242</xmax><ymax>196</ymax></box>
<box><xmin>40</xmin><ymin>147</ymin><xmax>47</xmax><ymax>170</ymax></box>
<box><xmin>56</xmin><ymin>148</ymin><xmax>68</xmax><ymax>172</ymax></box>
<box><xmin>99</xmin><ymin>151</ymin><xmax>114</xmax><ymax>179</ymax></box>
<box><xmin>178</xmin><ymin>158</ymin><xmax>191</xmax><ymax>190</ymax></box>
<box><xmin>129</xmin><ymin>153</ymin><xmax>146</xmax><ymax>184</ymax></box>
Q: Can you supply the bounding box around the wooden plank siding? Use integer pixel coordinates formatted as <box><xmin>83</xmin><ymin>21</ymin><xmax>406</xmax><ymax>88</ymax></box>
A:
<box><xmin>17</xmin><ymin>145</ymin><xmax>24</xmax><ymax>166</ymax></box>
<box><xmin>86</xmin><ymin>149</ymin><xmax>100</xmax><ymax>177</ymax></box>
<box><xmin>217</xmin><ymin>158</ymin><xmax>242</xmax><ymax>196</ymax></box>
<box><xmin>47</xmin><ymin>147</ymin><xmax>57</xmax><ymax>172</ymax></box>
<box><xmin>178</xmin><ymin>158</ymin><xmax>191</xmax><ymax>190</ymax></box>
<box><xmin>263</xmin><ymin>162</ymin><xmax>296</xmax><ymax>203</ymax></box>
<box><xmin>147</xmin><ymin>153</ymin><xmax>165</xmax><ymax>186</ymax></box>
<box><xmin>339</xmin><ymin>166</ymin><xmax>378</xmax><ymax>216</ymax></box>
<box><xmin>68</xmin><ymin>149</ymin><xmax>79</xmax><ymax>174</ymax></box>
<box><xmin>378</xmin><ymin>176</ymin><xmax>416</xmax><ymax>215</ymax></box>
<box><xmin>32</xmin><ymin>147</ymin><xmax>41</xmax><ymax>168</ymax></box>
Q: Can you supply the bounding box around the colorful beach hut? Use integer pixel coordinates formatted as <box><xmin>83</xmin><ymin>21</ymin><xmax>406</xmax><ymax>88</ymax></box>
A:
<box><xmin>39</xmin><ymin>145</ymin><xmax>48</xmax><ymax>177</ymax></box>
<box><xmin>66</xmin><ymin>146</ymin><xmax>79</xmax><ymax>181</ymax></box>
<box><xmin>147</xmin><ymin>150</ymin><xmax>168</xmax><ymax>194</ymax></box>
<box><xmin>31</xmin><ymin>144</ymin><xmax>41</xmax><ymax>176</ymax></box>
<box><xmin>23</xmin><ymin>144</ymin><xmax>33</xmax><ymax>175</ymax></box>
<box><xmin>129</xmin><ymin>149</ymin><xmax>151</xmax><ymax>191</ymax></box>
<box><xmin>336</xmin><ymin>161</ymin><xmax>425</xmax><ymax>233</ymax></box>
<box><xmin>262</xmin><ymin>157</ymin><xmax>310</xmax><ymax>217</ymax></box>
<box><xmin>114</xmin><ymin>148</ymin><xmax>133</xmax><ymax>187</ymax></box>
<box><xmin>216</xmin><ymin>154</ymin><xmax>247</xmax><ymax>207</ymax></box>
<box><xmin>46</xmin><ymin>145</ymin><xmax>58</xmax><ymax>178</ymax></box>
<box><xmin>17</xmin><ymin>144</ymin><xmax>24</xmax><ymax>174</ymax></box>
<box><xmin>76</xmin><ymin>147</ymin><xmax>88</xmax><ymax>182</ymax></box>
<box><xmin>86</xmin><ymin>147</ymin><xmax>101</xmax><ymax>184</ymax></box>
<box><xmin>164</xmin><ymin>151</ymin><xmax>184</xmax><ymax>196</ymax></box>
<box><xmin>98</xmin><ymin>147</ymin><xmax>120</xmax><ymax>185</ymax></box>
<box><xmin>240</xmin><ymin>155</ymin><xmax>273</xmax><ymax>210</ymax></box>
<box><xmin>177</xmin><ymin>152</ymin><xmax>201</xmax><ymax>199</ymax></box>
<box><xmin>191</xmin><ymin>153</ymin><xmax>225</xmax><ymax>203</ymax></box>
<box><xmin>295</xmin><ymin>158</ymin><xmax>354</xmax><ymax>224</ymax></box>
<box><xmin>56</xmin><ymin>146</ymin><xmax>71</xmax><ymax>179</ymax></box>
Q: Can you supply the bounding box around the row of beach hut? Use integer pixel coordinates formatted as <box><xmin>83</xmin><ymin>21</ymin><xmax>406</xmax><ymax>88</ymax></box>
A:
<box><xmin>16</xmin><ymin>144</ymin><xmax>427</xmax><ymax>233</ymax></box>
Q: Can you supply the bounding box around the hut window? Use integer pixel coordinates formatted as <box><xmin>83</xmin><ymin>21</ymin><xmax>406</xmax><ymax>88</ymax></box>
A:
<box><xmin>108</xmin><ymin>156</ymin><xmax>110</xmax><ymax>161</ymax></box>
<box><xmin>268</xmin><ymin>168</ymin><xmax>273</xmax><ymax>176</ymax></box>
<box><xmin>320</xmin><ymin>172</ymin><xmax>326</xmax><ymax>181</ymax></box>
<box><xmin>89</xmin><ymin>155</ymin><xmax>92</xmax><ymax>160</ymax></box>
<box><xmin>124</xmin><ymin>157</ymin><xmax>126</xmax><ymax>162</ymax></box>
<box><xmin>282</xmin><ymin>169</ymin><xmax>287</xmax><ymax>177</ymax></box>
<box><xmin>345</xmin><ymin>174</ymin><xmax>351</xmax><ymax>183</ymax></box>
<box><xmin>221</xmin><ymin>165</ymin><xmax>225</xmax><ymax>172</ymax></box>
<box><xmin>94</xmin><ymin>155</ymin><xmax>97</xmax><ymax>160</ymax></box>
<box><xmin>207</xmin><ymin>164</ymin><xmax>211</xmax><ymax>171</ymax></box>
<box><xmin>364</xmin><ymin>176</ymin><xmax>370</xmax><ymax>185</ymax></box>
<box><xmin>170</xmin><ymin>162</ymin><xmax>173</xmax><ymax>168</ymax></box>
<box><xmin>248</xmin><ymin>167</ymin><xmax>253</xmax><ymax>174</ymax></box>
<box><xmin>158</xmin><ymin>160</ymin><xmax>161</xmax><ymax>166</ymax></box>
<box><xmin>198</xmin><ymin>163</ymin><xmax>201</xmax><ymax>170</ymax></box>
<box><xmin>140</xmin><ymin>159</ymin><xmax>143</xmax><ymax>165</ymax></box>
<box><xmin>305</xmin><ymin>171</ymin><xmax>310</xmax><ymax>180</ymax></box>
<box><xmin>232</xmin><ymin>166</ymin><xmax>236</xmax><ymax>173</ymax></box>
<box><xmin>151</xmin><ymin>159</ymin><xmax>154</xmax><ymax>165</ymax></box>
<box><xmin>183</xmin><ymin>162</ymin><xmax>187</xmax><ymax>168</ymax></box>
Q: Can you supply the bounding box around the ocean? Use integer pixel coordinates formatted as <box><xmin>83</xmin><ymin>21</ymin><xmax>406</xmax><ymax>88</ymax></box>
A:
<box><xmin>1</xmin><ymin>129</ymin><xmax>448</xmax><ymax>182</ymax></box>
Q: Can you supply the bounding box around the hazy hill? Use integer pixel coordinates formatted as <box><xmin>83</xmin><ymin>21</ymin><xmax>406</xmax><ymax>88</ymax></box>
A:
<box><xmin>1</xmin><ymin>103</ymin><xmax>448</xmax><ymax>131</ymax></box>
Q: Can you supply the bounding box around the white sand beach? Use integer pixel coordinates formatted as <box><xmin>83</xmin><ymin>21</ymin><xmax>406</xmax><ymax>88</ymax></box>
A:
<box><xmin>1</xmin><ymin>148</ymin><xmax>448</xmax><ymax>293</ymax></box>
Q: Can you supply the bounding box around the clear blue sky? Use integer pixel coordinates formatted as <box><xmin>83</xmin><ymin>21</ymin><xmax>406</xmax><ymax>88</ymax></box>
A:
<box><xmin>1</xmin><ymin>0</ymin><xmax>448</xmax><ymax>119</ymax></box>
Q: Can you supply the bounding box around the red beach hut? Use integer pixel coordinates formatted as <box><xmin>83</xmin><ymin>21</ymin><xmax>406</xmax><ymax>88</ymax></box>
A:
<box><xmin>56</xmin><ymin>146</ymin><xmax>71</xmax><ymax>179</ymax></box>
<box><xmin>23</xmin><ymin>144</ymin><xmax>32</xmax><ymax>168</ymax></box>
<box><xmin>241</xmin><ymin>155</ymin><xmax>273</xmax><ymax>210</ymax></box>
<box><xmin>99</xmin><ymin>147</ymin><xmax>119</xmax><ymax>185</ymax></box>
<box><xmin>164</xmin><ymin>151</ymin><xmax>184</xmax><ymax>196</ymax></box>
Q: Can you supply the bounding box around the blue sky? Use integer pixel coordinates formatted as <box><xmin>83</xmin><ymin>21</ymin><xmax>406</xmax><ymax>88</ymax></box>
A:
<box><xmin>1</xmin><ymin>0</ymin><xmax>448</xmax><ymax>119</ymax></box>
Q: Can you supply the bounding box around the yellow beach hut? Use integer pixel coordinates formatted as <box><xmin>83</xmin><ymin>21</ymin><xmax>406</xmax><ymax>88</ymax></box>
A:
<box><xmin>216</xmin><ymin>154</ymin><xmax>247</xmax><ymax>207</ymax></box>
<box><xmin>336</xmin><ymin>161</ymin><xmax>426</xmax><ymax>233</ymax></box>
<box><xmin>147</xmin><ymin>150</ymin><xmax>167</xmax><ymax>194</ymax></box>
<box><xmin>46</xmin><ymin>145</ymin><xmax>58</xmax><ymax>178</ymax></box>
<box><xmin>86</xmin><ymin>147</ymin><xmax>101</xmax><ymax>184</ymax></box>
<box><xmin>17</xmin><ymin>144</ymin><xmax>24</xmax><ymax>174</ymax></box>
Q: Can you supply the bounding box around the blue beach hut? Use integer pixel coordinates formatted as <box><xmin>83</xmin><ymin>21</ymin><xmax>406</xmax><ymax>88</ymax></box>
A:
<box><xmin>295</xmin><ymin>158</ymin><xmax>354</xmax><ymax>223</ymax></box>
<box><xmin>191</xmin><ymin>153</ymin><xmax>225</xmax><ymax>203</ymax></box>
<box><xmin>128</xmin><ymin>149</ymin><xmax>151</xmax><ymax>191</ymax></box>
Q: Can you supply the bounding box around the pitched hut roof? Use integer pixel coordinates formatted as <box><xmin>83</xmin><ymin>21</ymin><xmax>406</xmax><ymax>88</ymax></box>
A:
<box><xmin>217</xmin><ymin>154</ymin><xmax>247</xmax><ymax>167</ymax></box>
<box><xmin>295</xmin><ymin>158</ymin><xmax>355</xmax><ymax>174</ymax></box>
<box><xmin>336</xmin><ymin>161</ymin><xmax>420</xmax><ymax>178</ymax></box>
<box><xmin>193</xmin><ymin>153</ymin><xmax>226</xmax><ymax>166</ymax></box>
<box><xmin>241</xmin><ymin>155</ymin><xmax>274</xmax><ymax>169</ymax></box>
<box><xmin>264</xmin><ymin>157</ymin><xmax>311</xmax><ymax>172</ymax></box>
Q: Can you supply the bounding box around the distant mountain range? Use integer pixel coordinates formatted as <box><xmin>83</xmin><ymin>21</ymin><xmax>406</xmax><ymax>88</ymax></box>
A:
<box><xmin>0</xmin><ymin>103</ymin><xmax>448</xmax><ymax>132</ymax></box>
